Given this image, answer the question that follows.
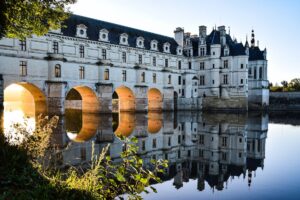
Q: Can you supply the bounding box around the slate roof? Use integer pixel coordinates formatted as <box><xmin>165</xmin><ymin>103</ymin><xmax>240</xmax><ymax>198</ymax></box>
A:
<box><xmin>249</xmin><ymin>46</ymin><xmax>265</xmax><ymax>61</ymax></box>
<box><xmin>60</xmin><ymin>14</ymin><xmax>179</xmax><ymax>55</ymax></box>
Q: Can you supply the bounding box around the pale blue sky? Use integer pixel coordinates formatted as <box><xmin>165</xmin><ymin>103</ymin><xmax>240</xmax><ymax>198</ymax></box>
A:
<box><xmin>70</xmin><ymin>0</ymin><xmax>300</xmax><ymax>84</ymax></box>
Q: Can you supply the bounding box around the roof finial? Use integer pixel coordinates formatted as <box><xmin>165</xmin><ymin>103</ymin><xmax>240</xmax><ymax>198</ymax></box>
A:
<box><xmin>228</xmin><ymin>26</ymin><xmax>231</xmax><ymax>35</ymax></box>
<box><xmin>251</xmin><ymin>29</ymin><xmax>255</xmax><ymax>48</ymax></box>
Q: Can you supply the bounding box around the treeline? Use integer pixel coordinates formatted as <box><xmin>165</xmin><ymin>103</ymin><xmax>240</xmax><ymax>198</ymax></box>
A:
<box><xmin>269</xmin><ymin>78</ymin><xmax>300</xmax><ymax>92</ymax></box>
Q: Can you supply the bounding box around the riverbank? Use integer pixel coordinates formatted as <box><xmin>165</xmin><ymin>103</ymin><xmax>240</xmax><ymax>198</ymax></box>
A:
<box><xmin>269</xmin><ymin>92</ymin><xmax>300</xmax><ymax>111</ymax></box>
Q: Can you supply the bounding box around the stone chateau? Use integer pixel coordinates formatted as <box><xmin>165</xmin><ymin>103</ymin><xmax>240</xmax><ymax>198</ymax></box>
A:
<box><xmin>0</xmin><ymin>15</ymin><xmax>269</xmax><ymax>114</ymax></box>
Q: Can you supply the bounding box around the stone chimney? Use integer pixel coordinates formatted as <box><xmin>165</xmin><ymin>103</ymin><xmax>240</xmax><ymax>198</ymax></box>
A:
<box><xmin>174</xmin><ymin>27</ymin><xmax>184</xmax><ymax>47</ymax></box>
<box><xmin>199</xmin><ymin>26</ymin><xmax>207</xmax><ymax>38</ymax></box>
<box><xmin>218</xmin><ymin>26</ymin><xmax>226</xmax><ymax>46</ymax></box>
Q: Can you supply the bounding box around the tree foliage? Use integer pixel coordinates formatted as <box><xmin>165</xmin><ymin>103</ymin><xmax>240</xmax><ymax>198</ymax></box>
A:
<box><xmin>0</xmin><ymin>0</ymin><xmax>76</xmax><ymax>39</ymax></box>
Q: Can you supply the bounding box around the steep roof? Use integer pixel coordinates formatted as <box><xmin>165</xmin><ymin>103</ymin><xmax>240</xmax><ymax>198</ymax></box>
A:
<box><xmin>60</xmin><ymin>14</ymin><xmax>179</xmax><ymax>55</ymax></box>
<box><xmin>249</xmin><ymin>47</ymin><xmax>265</xmax><ymax>61</ymax></box>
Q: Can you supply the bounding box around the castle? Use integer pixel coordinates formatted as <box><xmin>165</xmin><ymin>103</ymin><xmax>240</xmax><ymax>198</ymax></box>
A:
<box><xmin>0</xmin><ymin>15</ymin><xmax>269</xmax><ymax>114</ymax></box>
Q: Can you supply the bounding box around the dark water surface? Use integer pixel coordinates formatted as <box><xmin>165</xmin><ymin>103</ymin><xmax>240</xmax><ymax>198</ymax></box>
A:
<box><xmin>3</xmin><ymin>108</ymin><xmax>300</xmax><ymax>199</ymax></box>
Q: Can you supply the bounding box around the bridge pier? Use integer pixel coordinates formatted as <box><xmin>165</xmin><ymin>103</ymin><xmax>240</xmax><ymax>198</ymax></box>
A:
<box><xmin>96</xmin><ymin>83</ymin><xmax>113</xmax><ymax>113</ymax></box>
<box><xmin>163</xmin><ymin>87</ymin><xmax>174</xmax><ymax>111</ymax></box>
<box><xmin>46</xmin><ymin>81</ymin><xmax>67</xmax><ymax>115</ymax></box>
<box><xmin>135</xmin><ymin>86</ymin><xmax>148</xmax><ymax>112</ymax></box>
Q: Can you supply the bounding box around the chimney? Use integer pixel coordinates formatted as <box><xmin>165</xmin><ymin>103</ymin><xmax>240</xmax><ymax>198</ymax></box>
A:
<box><xmin>218</xmin><ymin>26</ymin><xmax>226</xmax><ymax>46</ymax></box>
<box><xmin>199</xmin><ymin>26</ymin><xmax>207</xmax><ymax>38</ymax></box>
<box><xmin>174</xmin><ymin>27</ymin><xmax>184</xmax><ymax>47</ymax></box>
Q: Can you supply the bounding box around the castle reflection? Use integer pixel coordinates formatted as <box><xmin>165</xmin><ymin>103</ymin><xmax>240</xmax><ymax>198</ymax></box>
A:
<box><xmin>49</xmin><ymin>111</ymin><xmax>268</xmax><ymax>191</ymax></box>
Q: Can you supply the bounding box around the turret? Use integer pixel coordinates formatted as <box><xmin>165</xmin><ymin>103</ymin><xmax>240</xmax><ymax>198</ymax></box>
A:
<box><xmin>218</xmin><ymin>26</ymin><xmax>226</xmax><ymax>46</ymax></box>
<box><xmin>174</xmin><ymin>27</ymin><xmax>184</xmax><ymax>47</ymax></box>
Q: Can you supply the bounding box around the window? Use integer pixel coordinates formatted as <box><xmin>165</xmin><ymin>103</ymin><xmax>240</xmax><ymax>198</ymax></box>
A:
<box><xmin>141</xmin><ymin>72</ymin><xmax>145</xmax><ymax>83</ymax></box>
<box><xmin>165</xmin><ymin>59</ymin><xmax>168</xmax><ymax>67</ymax></box>
<box><xmin>200</xmin><ymin>48</ymin><xmax>205</xmax><ymax>56</ymax></box>
<box><xmin>153</xmin><ymin>73</ymin><xmax>156</xmax><ymax>83</ymax></box>
<box><xmin>53</xmin><ymin>41</ymin><xmax>59</xmax><ymax>54</ymax></box>
<box><xmin>241</xmin><ymin>64</ymin><xmax>244</xmax><ymax>69</ymax></box>
<box><xmin>200</xmin><ymin>62</ymin><xmax>205</xmax><ymax>70</ymax></box>
<box><xmin>138</xmin><ymin>54</ymin><xmax>142</xmax><ymax>64</ymax></box>
<box><xmin>212</xmin><ymin>80</ymin><xmax>215</xmax><ymax>84</ymax></box>
<box><xmin>102</xmin><ymin>49</ymin><xmax>107</xmax><ymax>60</ymax></box>
<box><xmin>240</xmin><ymin>79</ymin><xmax>244</xmax><ymax>84</ymax></box>
<box><xmin>122</xmin><ymin>70</ymin><xmax>127</xmax><ymax>81</ymax></box>
<box><xmin>254</xmin><ymin>67</ymin><xmax>257</xmax><ymax>79</ymax></box>
<box><xmin>178</xmin><ymin>76</ymin><xmax>181</xmax><ymax>85</ymax></box>
<box><xmin>224</xmin><ymin>60</ymin><xmax>228</xmax><ymax>68</ymax></box>
<box><xmin>223</xmin><ymin>74</ymin><xmax>228</xmax><ymax>84</ymax></box>
<box><xmin>183</xmin><ymin>79</ymin><xmax>186</xmax><ymax>85</ymax></box>
<box><xmin>221</xmin><ymin>152</ymin><xmax>227</xmax><ymax>161</ymax></box>
<box><xmin>182</xmin><ymin>89</ymin><xmax>185</xmax><ymax>96</ymax></box>
<box><xmin>153</xmin><ymin>57</ymin><xmax>156</xmax><ymax>66</ymax></box>
<box><xmin>20</xmin><ymin>61</ymin><xmax>27</xmax><ymax>76</ymax></box>
<box><xmin>248</xmin><ymin>68</ymin><xmax>252</xmax><ymax>75</ymax></box>
<box><xmin>104</xmin><ymin>69</ymin><xmax>109</xmax><ymax>80</ymax></box>
<box><xmin>199</xmin><ymin>135</ymin><xmax>204</xmax><ymax>144</ymax></box>
<box><xmin>212</xmin><ymin>64</ymin><xmax>215</xmax><ymax>68</ymax></box>
<box><xmin>259</xmin><ymin>67</ymin><xmax>263</xmax><ymax>79</ymax></box>
<box><xmin>188</xmin><ymin>62</ymin><xmax>192</xmax><ymax>69</ymax></box>
<box><xmin>199</xmin><ymin>149</ymin><xmax>204</xmax><ymax>157</ymax></box>
<box><xmin>178</xmin><ymin>135</ymin><xmax>181</xmax><ymax>144</ymax></box>
<box><xmin>178</xmin><ymin>60</ymin><xmax>181</xmax><ymax>69</ymax></box>
<box><xmin>79</xmin><ymin>45</ymin><xmax>85</xmax><ymax>58</ymax></box>
<box><xmin>79</xmin><ymin>66</ymin><xmax>85</xmax><ymax>79</ymax></box>
<box><xmin>222</xmin><ymin>137</ymin><xmax>228</xmax><ymax>147</ymax></box>
<box><xmin>199</xmin><ymin>75</ymin><xmax>205</xmax><ymax>85</ymax></box>
<box><xmin>178</xmin><ymin>150</ymin><xmax>181</xmax><ymax>158</ymax></box>
<box><xmin>102</xmin><ymin>33</ymin><xmax>106</xmax><ymax>39</ymax></box>
<box><xmin>213</xmin><ymin>51</ymin><xmax>215</xmax><ymax>55</ymax></box>
<box><xmin>152</xmin><ymin>139</ymin><xmax>157</xmax><ymax>148</ymax></box>
<box><xmin>20</xmin><ymin>40</ymin><xmax>26</xmax><ymax>51</ymax></box>
<box><xmin>122</xmin><ymin>52</ymin><xmax>126</xmax><ymax>63</ymax></box>
<box><xmin>168</xmin><ymin>75</ymin><xmax>171</xmax><ymax>84</ymax></box>
<box><xmin>142</xmin><ymin>140</ymin><xmax>146</xmax><ymax>151</ymax></box>
<box><xmin>54</xmin><ymin>64</ymin><xmax>61</xmax><ymax>78</ymax></box>
<box><xmin>168</xmin><ymin>137</ymin><xmax>171</xmax><ymax>146</ymax></box>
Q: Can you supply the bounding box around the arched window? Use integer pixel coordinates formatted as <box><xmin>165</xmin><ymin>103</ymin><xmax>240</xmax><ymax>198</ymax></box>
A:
<box><xmin>259</xmin><ymin>67</ymin><xmax>263</xmax><ymax>79</ymax></box>
<box><xmin>55</xmin><ymin>64</ymin><xmax>61</xmax><ymax>78</ymax></box>
<box><xmin>104</xmin><ymin>69</ymin><xmax>109</xmax><ymax>80</ymax></box>
<box><xmin>168</xmin><ymin>75</ymin><xmax>172</xmax><ymax>84</ymax></box>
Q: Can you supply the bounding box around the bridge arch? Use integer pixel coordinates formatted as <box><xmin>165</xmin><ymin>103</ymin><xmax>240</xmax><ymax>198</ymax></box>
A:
<box><xmin>148</xmin><ymin>88</ymin><xmax>163</xmax><ymax>112</ymax></box>
<box><xmin>113</xmin><ymin>112</ymin><xmax>135</xmax><ymax>137</ymax></box>
<box><xmin>112</xmin><ymin>86</ymin><xmax>135</xmax><ymax>112</ymax></box>
<box><xmin>65</xmin><ymin>85</ymin><xmax>99</xmax><ymax>113</ymax></box>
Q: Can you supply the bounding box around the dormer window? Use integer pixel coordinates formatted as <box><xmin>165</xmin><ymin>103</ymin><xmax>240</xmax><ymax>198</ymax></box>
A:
<box><xmin>76</xmin><ymin>24</ymin><xmax>88</xmax><ymax>38</ymax></box>
<box><xmin>224</xmin><ymin>46</ymin><xmax>229</xmax><ymax>56</ymax></box>
<box><xmin>163</xmin><ymin>42</ymin><xmax>170</xmax><ymax>53</ymax></box>
<box><xmin>120</xmin><ymin>33</ymin><xmax>128</xmax><ymax>45</ymax></box>
<box><xmin>99</xmin><ymin>29</ymin><xmax>109</xmax><ymax>42</ymax></box>
<box><xmin>136</xmin><ymin>36</ymin><xmax>144</xmax><ymax>48</ymax></box>
<box><xmin>177</xmin><ymin>46</ymin><xmax>183</xmax><ymax>55</ymax></box>
<box><xmin>151</xmin><ymin>40</ymin><xmax>158</xmax><ymax>51</ymax></box>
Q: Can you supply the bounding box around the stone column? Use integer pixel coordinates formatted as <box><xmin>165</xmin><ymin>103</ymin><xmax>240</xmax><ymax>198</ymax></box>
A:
<box><xmin>96</xmin><ymin>82</ymin><xmax>113</xmax><ymax>113</ymax></box>
<box><xmin>134</xmin><ymin>85</ymin><xmax>148</xmax><ymax>112</ymax></box>
<box><xmin>162</xmin><ymin>86</ymin><xmax>174</xmax><ymax>111</ymax></box>
<box><xmin>46</xmin><ymin>81</ymin><xmax>67</xmax><ymax>115</ymax></box>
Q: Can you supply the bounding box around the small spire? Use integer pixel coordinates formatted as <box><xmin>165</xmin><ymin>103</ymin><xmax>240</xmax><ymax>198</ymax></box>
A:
<box><xmin>251</xmin><ymin>29</ymin><xmax>255</xmax><ymax>48</ymax></box>
<box><xmin>228</xmin><ymin>26</ymin><xmax>231</xmax><ymax>35</ymax></box>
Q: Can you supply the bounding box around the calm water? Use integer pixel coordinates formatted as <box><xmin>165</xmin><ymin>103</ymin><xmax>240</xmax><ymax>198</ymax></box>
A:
<box><xmin>2</xmin><ymin>105</ymin><xmax>300</xmax><ymax>199</ymax></box>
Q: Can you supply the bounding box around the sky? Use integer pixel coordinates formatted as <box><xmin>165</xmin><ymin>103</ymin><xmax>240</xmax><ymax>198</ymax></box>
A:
<box><xmin>70</xmin><ymin>0</ymin><xmax>300</xmax><ymax>84</ymax></box>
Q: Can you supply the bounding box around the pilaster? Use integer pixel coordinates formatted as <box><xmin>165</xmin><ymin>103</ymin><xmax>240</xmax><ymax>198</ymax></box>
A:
<box><xmin>46</xmin><ymin>81</ymin><xmax>67</xmax><ymax>115</ymax></box>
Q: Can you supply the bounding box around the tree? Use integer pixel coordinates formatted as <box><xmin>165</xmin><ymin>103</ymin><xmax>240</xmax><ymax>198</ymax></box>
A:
<box><xmin>281</xmin><ymin>80</ymin><xmax>288</xmax><ymax>88</ymax></box>
<box><xmin>0</xmin><ymin>0</ymin><xmax>76</xmax><ymax>39</ymax></box>
<box><xmin>289</xmin><ymin>78</ymin><xmax>300</xmax><ymax>91</ymax></box>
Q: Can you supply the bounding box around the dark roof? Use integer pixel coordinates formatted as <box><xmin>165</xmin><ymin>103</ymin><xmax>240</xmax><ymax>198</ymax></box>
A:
<box><xmin>60</xmin><ymin>14</ymin><xmax>179</xmax><ymax>55</ymax></box>
<box><xmin>249</xmin><ymin>47</ymin><xmax>265</xmax><ymax>61</ymax></box>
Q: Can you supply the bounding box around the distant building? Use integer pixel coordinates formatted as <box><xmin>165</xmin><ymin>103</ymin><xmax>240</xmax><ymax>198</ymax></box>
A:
<box><xmin>0</xmin><ymin>15</ymin><xmax>268</xmax><ymax>113</ymax></box>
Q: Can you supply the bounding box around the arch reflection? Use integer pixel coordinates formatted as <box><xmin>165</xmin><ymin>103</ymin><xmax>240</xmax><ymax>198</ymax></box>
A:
<box><xmin>147</xmin><ymin>112</ymin><xmax>162</xmax><ymax>134</ymax></box>
<box><xmin>113</xmin><ymin>112</ymin><xmax>135</xmax><ymax>137</ymax></box>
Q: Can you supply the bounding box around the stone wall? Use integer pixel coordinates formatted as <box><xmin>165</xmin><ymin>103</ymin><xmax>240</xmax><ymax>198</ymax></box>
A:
<box><xmin>269</xmin><ymin>92</ymin><xmax>300</xmax><ymax>111</ymax></box>
<box><xmin>202</xmin><ymin>96</ymin><xmax>248</xmax><ymax>111</ymax></box>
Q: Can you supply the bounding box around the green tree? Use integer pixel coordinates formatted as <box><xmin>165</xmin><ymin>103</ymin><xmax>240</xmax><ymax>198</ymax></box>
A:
<box><xmin>281</xmin><ymin>80</ymin><xmax>288</xmax><ymax>88</ymax></box>
<box><xmin>288</xmin><ymin>78</ymin><xmax>300</xmax><ymax>91</ymax></box>
<box><xmin>0</xmin><ymin>0</ymin><xmax>76</xmax><ymax>39</ymax></box>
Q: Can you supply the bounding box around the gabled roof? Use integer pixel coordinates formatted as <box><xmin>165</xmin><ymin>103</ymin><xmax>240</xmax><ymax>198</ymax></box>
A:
<box><xmin>60</xmin><ymin>14</ymin><xmax>179</xmax><ymax>55</ymax></box>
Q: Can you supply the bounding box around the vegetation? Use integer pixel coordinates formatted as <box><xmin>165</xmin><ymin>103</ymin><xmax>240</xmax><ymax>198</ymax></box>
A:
<box><xmin>0</xmin><ymin>116</ymin><xmax>168</xmax><ymax>199</ymax></box>
<box><xmin>0</xmin><ymin>0</ymin><xmax>76</xmax><ymax>39</ymax></box>
<box><xmin>269</xmin><ymin>78</ymin><xmax>300</xmax><ymax>92</ymax></box>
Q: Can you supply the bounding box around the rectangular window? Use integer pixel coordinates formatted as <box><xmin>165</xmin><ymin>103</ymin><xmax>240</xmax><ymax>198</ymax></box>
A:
<box><xmin>168</xmin><ymin>75</ymin><xmax>171</xmax><ymax>84</ymax></box>
<box><xmin>122</xmin><ymin>52</ymin><xmax>126</xmax><ymax>63</ymax></box>
<box><xmin>222</xmin><ymin>137</ymin><xmax>228</xmax><ymax>147</ymax></box>
<box><xmin>153</xmin><ymin>57</ymin><xmax>156</xmax><ymax>66</ymax></box>
<box><xmin>178</xmin><ymin>76</ymin><xmax>181</xmax><ymax>85</ymax></box>
<box><xmin>104</xmin><ymin>69</ymin><xmax>109</xmax><ymax>80</ymax></box>
<box><xmin>213</xmin><ymin>64</ymin><xmax>215</xmax><ymax>68</ymax></box>
<box><xmin>224</xmin><ymin>60</ymin><xmax>228</xmax><ymax>68</ymax></box>
<box><xmin>200</xmin><ymin>48</ymin><xmax>205</xmax><ymax>56</ymax></box>
<box><xmin>168</xmin><ymin>137</ymin><xmax>171</xmax><ymax>146</ymax></box>
<box><xmin>53</xmin><ymin>41</ymin><xmax>59</xmax><ymax>54</ymax></box>
<box><xmin>178</xmin><ymin>60</ymin><xmax>181</xmax><ymax>69</ymax></box>
<box><xmin>165</xmin><ymin>59</ymin><xmax>168</xmax><ymax>67</ymax></box>
<box><xmin>178</xmin><ymin>135</ymin><xmax>181</xmax><ymax>144</ymax></box>
<box><xmin>183</xmin><ymin>79</ymin><xmax>186</xmax><ymax>85</ymax></box>
<box><xmin>241</xmin><ymin>64</ymin><xmax>244</xmax><ymax>69</ymax></box>
<box><xmin>200</xmin><ymin>62</ymin><xmax>205</xmax><ymax>70</ymax></box>
<box><xmin>254</xmin><ymin>67</ymin><xmax>257</xmax><ymax>79</ymax></box>
<box><xmin>182</xmin><ymin>89</ymin><xmax>185</xmax><ymax>97</ymax></box>
<box><xmin>122</xmin><ymin>70</ymin><xmax>127</xmax><ymax>81</ymax></box>
<box><xmin>248</xmin><ymin>68</ymin><xmax>252</xmax><ymax>75</ymax></box>
<box><xmin>152</xmin><ymin>139</ymin><xmax>157</xmax><ymax>148</ymax></box>
<box><xmin>221</xmin><ymin>152</ymin><xmax>227</xmax><ymax>161</ymax></box>
<box><xmin>223</xmin><ymin>74</ymin><xmax>228</xmax><ymax>84</ymax></box>
<box><xmin>20</xmin><ymin>61</ymin><xmax>27</xmax><ymax>76</ymax></box>
<box><xmin>142</xmin><ymin>140</ymin><xmax>146</xmax><ymax>151</ymax></box>
<box><xmin>20</xmin><ymin>40</ymin><xmax>26</xmax><ymax>51</ymax></box>
<box><xmin>153</xmin><ymin>73</ymin><xmax>156</xmax><ymax>83</ymax></box>
<box><xmin>79</xmin><ymin>45</ymin><xmax>84</xmax><ymax>58</ymax></box>
<box><xmin>79</xmin><ymin>66</ymin><xmax>85</xmax><ymax>79</ymax></box>
<box><xmin>199</xmin><ymin>149</ymin><xmax>204</xmax><ymax>157</ymax></box>
<box><xmin>139</xmin><ymin>54</ymin><xmax>142</xmax><ymax>64</ymax></box>
<box><xmin>240</xmin><ymin>79</ymin><xmax>244</xmax><ymax>84</ymax></box>
<box><xmin>199</xmin><ymin>75</ymin><xmax>205</xmax><ymax>85</ymax></box>
<box><xmin>199</xmin><ymin>135</ymin><xmax>204</xmax><ymax>144</ymax></box>
<box><xmin>102</xmin><ymin>49</ymin><xmax>107</xmax><ymax>60</ymax></box>
<box><xmin>141</xmin><ymin>72</ymin><xmax>145</xmax><ymax>83</ymax></box>
<box><xmin>188</xmin><ymin>62</ymin><xmax>192</xmax><ymax>69</ymax></box>
<box><xmin>54</xmin><ymin>64</ymin><xmax>61</xmax><ymax>78</ymax></box>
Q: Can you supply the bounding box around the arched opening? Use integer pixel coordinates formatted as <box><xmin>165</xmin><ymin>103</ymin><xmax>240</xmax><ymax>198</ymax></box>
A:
<box><xmin>113</xmin><ymin>112</ymin><xmax>135</xmax><ymax>137</ymax></box>
<box><xmin>147</xmin><ymin>112</ymin><xmax>162</xmax><ymax>134</ymax></box>
<box><xmin>174</xmin><ymin>91</ymin><xmax>178</xmax><ymax>111</ymax></box>
<box><xmin>3</xmin><ymin>82</ymin><xmax>47</xmax><ymax>141</ymax></box>
<box><xmin>65</xmin><ymin>86</ymin><xmax>99</xmax><ymax>113</ymax></box>
<box><xmin>112</xmin><ymin>86</ymin><xmax>135</xmax><ymax>112</ymax></box>
<box><xmin>148</xmin><ymin>88</ymin><xmax>163</xmax><ymax>112</ymax></box>
<box><xmin>65</xmin><ymin>109</ymin><xmax>99</xmax><ymax>143</ymax></box>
